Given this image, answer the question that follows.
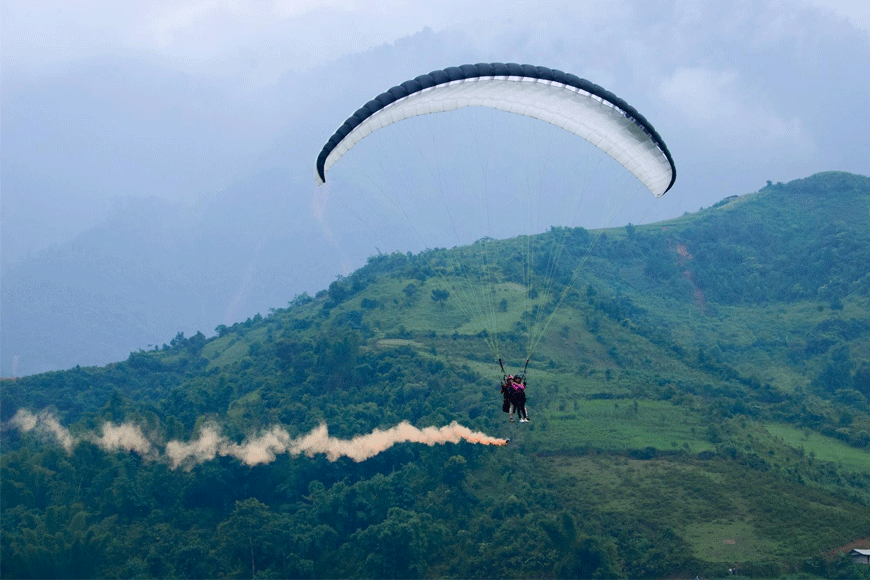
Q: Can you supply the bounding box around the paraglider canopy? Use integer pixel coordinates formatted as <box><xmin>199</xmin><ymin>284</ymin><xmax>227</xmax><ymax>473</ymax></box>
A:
<box><xmin>315</xmin><ymin>63</ymin><xmax>675</xmax><ymax>197</ymax></box>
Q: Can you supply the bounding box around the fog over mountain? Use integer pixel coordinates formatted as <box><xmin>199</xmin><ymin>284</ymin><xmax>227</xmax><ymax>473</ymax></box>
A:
<box><xmin>2</xmin><ymin>0</ymin><xmax>868</xmax><ymax>376</ymax></box>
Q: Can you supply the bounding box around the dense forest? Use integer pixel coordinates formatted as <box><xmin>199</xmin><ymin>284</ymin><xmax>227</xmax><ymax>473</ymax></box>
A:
<box><xmin>2</xmin><ymin>172</ymin><xmax>869</xmax><ymax>578</ymax></box>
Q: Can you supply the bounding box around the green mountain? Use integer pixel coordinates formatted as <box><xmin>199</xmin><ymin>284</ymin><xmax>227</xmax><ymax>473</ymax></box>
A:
<box><xmin>2</xmin><ymin>172</ymin><xmax>869</xmax><ymax>579</ymax></box>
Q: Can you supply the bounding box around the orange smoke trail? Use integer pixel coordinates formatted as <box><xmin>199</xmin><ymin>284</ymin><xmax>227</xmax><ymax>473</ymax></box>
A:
<box><xmin>4</xmin><ymin>411</ymin><xmax>508</xmax><ymax>469</ymax></box>
<box><xmin>169</xmin><ymin>421</ymin><xmax>508</xmax><ymax>468</ymax></box>
<box><xmin>288</xmin><ymin>421</ymin><xmax>508</xmax><ymax>463</ymax></box>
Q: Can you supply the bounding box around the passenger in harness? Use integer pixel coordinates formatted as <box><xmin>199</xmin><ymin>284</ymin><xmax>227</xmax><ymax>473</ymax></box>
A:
<box><xmin>511</xmin><ymin>375</ymin><xmax>529</xmax><ymax>422</ymax></box>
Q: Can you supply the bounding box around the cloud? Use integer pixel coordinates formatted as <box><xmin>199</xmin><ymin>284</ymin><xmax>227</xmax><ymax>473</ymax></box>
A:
<box><xmin>657</xmin><ymin>66</ymin><xmax>815</xmax><ymax>153</ymax></box>
<box><xmin>1</xmin><ymin>0</ymin><xmax>408</xmax><ymax>77</ymax></box>
<box><xmin>806</xmin><ymin>0</ymin><xmax>870</xmax><ymax>33</ymax></box>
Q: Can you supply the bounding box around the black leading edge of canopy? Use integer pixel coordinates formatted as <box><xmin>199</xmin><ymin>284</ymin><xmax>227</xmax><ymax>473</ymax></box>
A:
<box><xmin>315</xmin><ymin>63</ymin><xmax>676</xmax><ymax>194</ymax></box>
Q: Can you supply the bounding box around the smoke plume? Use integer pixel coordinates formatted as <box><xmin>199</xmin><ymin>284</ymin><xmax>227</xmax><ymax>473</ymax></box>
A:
<box><xmin>167</xmin><ymin>421</ymin><xmax>508</xmax><ymax>469</ymax></box>
<box><xmin>94</xmin><ymin>422</ymin><xmax>153</xmax><ymax>455</ymax></box>
<box><xmin>8</xmin><ymin>409</ymin><xmax>76</xmax><ymax>451</ymax></box>
<box><xmin>7</xmin><ymin>409</ymin><xmax>155</xmax><ymax>455</ymax></box>
<box><xmin>5</xmin><ymin>410</ymin><xmax>508</xmax><ymax>469</ymax></box>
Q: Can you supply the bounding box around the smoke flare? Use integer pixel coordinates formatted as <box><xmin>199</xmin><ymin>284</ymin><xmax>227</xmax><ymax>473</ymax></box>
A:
<box><xmin>5</xmin><ymin>410</ymin><xmax>508</xmax><ymax>469</ymax></box>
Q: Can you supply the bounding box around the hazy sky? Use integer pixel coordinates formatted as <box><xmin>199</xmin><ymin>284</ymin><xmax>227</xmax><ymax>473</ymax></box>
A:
<box><xmin>3</xmin><ymin>0</ymin><xmax>868</xmax><ymax>77</ymax></box>
<box><xmin>3</xmin><ymin>0</ymin><xmax>868</xmax><ymax>259</ymax></box>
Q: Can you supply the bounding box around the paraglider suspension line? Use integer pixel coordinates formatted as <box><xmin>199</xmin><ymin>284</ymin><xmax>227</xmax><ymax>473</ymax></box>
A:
<box><xmin>498</xmin><ymin>357</ymin><xmax>530</xmax><ymax>381</ymax></box>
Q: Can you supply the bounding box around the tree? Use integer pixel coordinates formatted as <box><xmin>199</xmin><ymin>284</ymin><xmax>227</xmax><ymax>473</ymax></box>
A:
<box><xmin>169</xmin><ymin>331</ymin><xmax>187</xmax><ymax>349</ymax></box>
<box><xmin>349</xmin><ymin>507</ymin><xmax>443</xmax><ymax>578</ymax></box>
<box><xmin>431</xmin><ymin>288</ymin><xmax>450</xmax><ymax>308</ymax></box>
<box><xmin>442</xmin><ymin>455</ymin><xmax>468</xmax><ymax>486</ymax></box>
<box><xmin>854</xmin><ymin>362</ymin><xmax>870</xmax><ymax>398</ymax></box>
<box><xmin>6</xmin><ymin>505</ymin><xmax>108</xmax><ymax>579</ymax></box>
<box><xmin>815</xmin><ymin>345</ymin><xmax>853</xmax><ymax>393</ymax></box>
<box><xmin>216</xmin><ymin>498</ymin><xmax>289</xmax><ymax>578</ymax></box>
<box><xmin>541</xmin><ymin>512</ymin><xmax>623</xmax><ymax>578</ymax></box>
<box><xmin>187</xmin><ymin>331</ymin><xmax>206</xmax><ymax>353</ymax></box>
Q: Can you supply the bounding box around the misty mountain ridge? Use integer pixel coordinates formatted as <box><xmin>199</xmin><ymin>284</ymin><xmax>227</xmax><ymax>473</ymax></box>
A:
<box><xmin>4</xmin><ymin>168</ymin><xmax>868</xmax><ymax>378</ymax></box>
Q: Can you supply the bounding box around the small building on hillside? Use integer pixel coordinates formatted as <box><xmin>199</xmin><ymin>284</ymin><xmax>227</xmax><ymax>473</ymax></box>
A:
<box><xmin>851</xmin><ymin>549</ymin><xmax>870</xmax><ymax>564</ymax></box>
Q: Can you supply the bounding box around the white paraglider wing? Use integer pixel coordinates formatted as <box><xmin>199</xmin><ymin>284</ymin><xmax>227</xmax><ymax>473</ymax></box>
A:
<box><xmin>315</xmin><ymin>63</ymin><xmax>675</xmax><ymax>197</ymax></box>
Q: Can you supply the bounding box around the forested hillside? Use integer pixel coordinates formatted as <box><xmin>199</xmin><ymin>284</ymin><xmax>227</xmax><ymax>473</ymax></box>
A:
<box><xmin>2</xmin><ymin>172</ymin><xmax>869</xmax><ymax>579</ymax></box>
